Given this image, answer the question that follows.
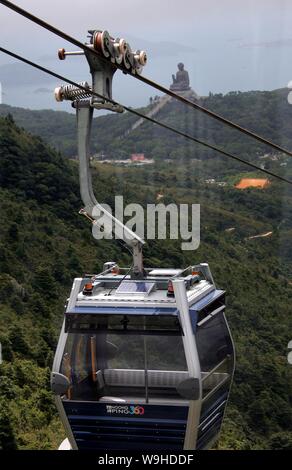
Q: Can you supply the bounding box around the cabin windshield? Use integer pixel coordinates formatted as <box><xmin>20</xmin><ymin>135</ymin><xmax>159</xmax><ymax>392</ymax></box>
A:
<box><xmin>61</xmin><ymin>314</ymin><xmax>189</xmax><ymax>404</ymax></box>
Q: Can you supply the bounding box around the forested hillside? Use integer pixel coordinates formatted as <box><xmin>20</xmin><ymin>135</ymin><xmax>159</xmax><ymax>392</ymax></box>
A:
<box><xmin>0</xmin><ymin>111</ymin><xmax>292</xmax><ymax>450</ymax></box>
<box><xmin>1</xmin><ymin>88</ymin><xmax>292</xmax><ymax>172</ymax></box>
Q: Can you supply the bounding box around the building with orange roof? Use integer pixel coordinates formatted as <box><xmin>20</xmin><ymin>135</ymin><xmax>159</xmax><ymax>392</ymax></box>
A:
<box><xmin>235</xmin><ymin>178</ymin><xmax>270</xmax><ymax>189</ymax></box>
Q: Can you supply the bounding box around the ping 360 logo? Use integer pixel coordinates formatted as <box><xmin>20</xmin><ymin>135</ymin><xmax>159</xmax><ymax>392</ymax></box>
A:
<box><xmin>106</xmin><ymin>405</ymin><xmax>145</xmax><ymax>416</ymax></box>
<box><xmin>129</xmin><ymin>405</ymin><xmax>145</xmax><ymax>415</ymax></box>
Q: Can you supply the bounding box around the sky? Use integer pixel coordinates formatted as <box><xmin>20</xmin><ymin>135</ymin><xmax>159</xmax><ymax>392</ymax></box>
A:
<box><xmin>0</xmin><ymin>0</ymin><xmax>292</xmax><ymax>110</ymax></box>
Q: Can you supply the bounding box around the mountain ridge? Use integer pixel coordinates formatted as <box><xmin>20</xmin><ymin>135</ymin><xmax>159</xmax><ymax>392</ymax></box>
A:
<box><xmin>1</xmin><ymin>87</ymin><xmax>291</xmax><ymax>164</ymax></box>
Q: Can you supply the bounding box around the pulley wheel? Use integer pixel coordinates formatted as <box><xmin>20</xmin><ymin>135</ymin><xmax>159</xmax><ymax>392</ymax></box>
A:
<box><xmin>94</xmin><ymin>30</ymin><xmax>110</xmax><ymax>57</ymax></box>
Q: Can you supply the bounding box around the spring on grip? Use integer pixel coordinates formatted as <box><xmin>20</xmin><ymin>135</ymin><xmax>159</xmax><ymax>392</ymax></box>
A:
<box><xmin>54</xmin><ymin>82</ymin><xmax>91</xmax><ymax>102</ymax></box>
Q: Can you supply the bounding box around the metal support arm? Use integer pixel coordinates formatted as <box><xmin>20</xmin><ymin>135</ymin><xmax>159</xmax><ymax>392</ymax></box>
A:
<box><xmin>55</xmin><ymin>29</ymin><xmax>148</xmax><ymax>277</ymax></box>
<box><xmin>77</xmin><ymin>103</ymin><xmax>145</xmax><ymax>277</ymax></box>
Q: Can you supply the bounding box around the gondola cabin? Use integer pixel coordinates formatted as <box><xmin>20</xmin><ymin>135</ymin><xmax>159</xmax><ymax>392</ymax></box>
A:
<box><xmin>51</xmin><ymin>263</ymin><xmax>235</xmax><ymax>450</ymax></box>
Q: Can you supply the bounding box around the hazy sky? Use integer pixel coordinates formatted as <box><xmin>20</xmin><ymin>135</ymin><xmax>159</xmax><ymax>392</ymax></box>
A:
<box><xmin>1</xmin><ymin>0</ymin><xmax>292</xmax><ymax>110</ymax></box>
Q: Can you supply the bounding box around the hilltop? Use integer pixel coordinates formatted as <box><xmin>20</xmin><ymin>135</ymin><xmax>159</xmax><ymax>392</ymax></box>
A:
<box><xmin>1</xmin><ymin>87</ymin><xmax>292</xmax><ymax>173</ymax></box>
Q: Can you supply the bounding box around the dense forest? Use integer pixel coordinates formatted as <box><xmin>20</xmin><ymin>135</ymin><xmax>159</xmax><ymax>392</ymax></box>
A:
<box><xmin>1</xmin><ymin>88</ymin><xmax>292</xmax><ymax>171</ymax></box>
<box><xmin>0</xmin><ymin>94</ymin><xmax>292</xmax><ymax>450</ymax></box>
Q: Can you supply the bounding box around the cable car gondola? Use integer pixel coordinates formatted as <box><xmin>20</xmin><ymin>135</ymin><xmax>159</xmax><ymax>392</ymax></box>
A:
<box><xmin>50</xmin><ymin>28</ymin><xmax>235</xmax><ymax>450</ymax></box>
<box><xmin>52</xmin><ymin>265</ymin><xmax>235</xmax><ymax>450</ymax></box>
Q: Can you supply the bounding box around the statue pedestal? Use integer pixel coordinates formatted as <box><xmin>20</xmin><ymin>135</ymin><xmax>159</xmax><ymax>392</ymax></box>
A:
<box><xmin>169</xmin><ymin>88</ymin><xmax>200</xmax><ymax>101</ymax></box>
<box><xmin>170</xmin><ymin>85</ymin><xmax>191</xmax><ymax>92</ymax></box>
